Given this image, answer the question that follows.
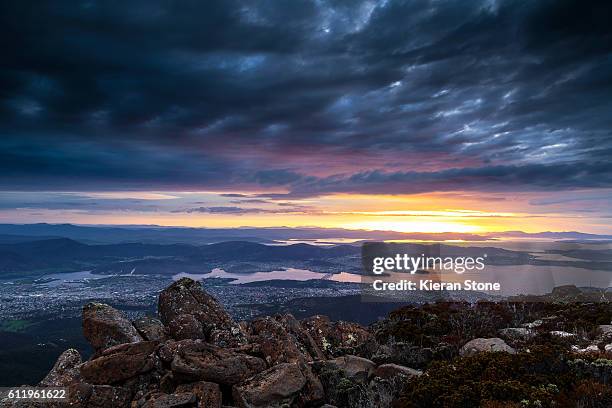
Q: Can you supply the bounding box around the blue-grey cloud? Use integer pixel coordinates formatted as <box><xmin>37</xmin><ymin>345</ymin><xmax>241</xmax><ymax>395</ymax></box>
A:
<box><xmin>0</xmin><ymin>0</ymin><xmax>611</xmax><ymax>197</ymax></box>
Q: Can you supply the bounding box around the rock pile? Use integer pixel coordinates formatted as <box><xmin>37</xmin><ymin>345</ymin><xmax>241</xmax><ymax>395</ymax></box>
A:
<box><xmin>11</xmin><ymin>278</ymin><xmax>420</xmax><ymax>408</ymax></box>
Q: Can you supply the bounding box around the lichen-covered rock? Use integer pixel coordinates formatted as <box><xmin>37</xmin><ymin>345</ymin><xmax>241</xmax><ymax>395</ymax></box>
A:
<box><xmin>158</xmin><ymin>278</ymin><xmax>246</xmax><ymax>346</ymax></box>
<box><xmin>598</xmin><ymin>325</ymin><xmax>612</xmax><ymax>342</ymax></box>
<box><xmin>328</xmin><ymin>355</ymin><xmax>375</xmax><ymax>383</ymax></box>
<box><xmin>498</xmin><ymin>327</ymin><xmax>535</xmax><ymax>342</ymax></box>
<box><xmin>371</xmin><ymin>342</ymin><xmax>433</xmax><ymax>369</ymax></box>
<box><xmin>572</xmin><ymin>344</ymin><xmax>600</xmax><ymax>353</ymax></box>
<box><xmin>133</xmin><ymin>316</ymin><xmax>168</xmax><ymax>342</ymax></box>
<box><xmin>248</xmin><ymin>315</ymin><xmax>324</xmax><ymax>402</ymax></box>
<box><xmin>70</xmin><ymin>383</ymin><xmax>132</xmax><ymax>408</ymax></box>
<box><xmin>550</xmin><ymin>330</ymin><xmax>577</xmax><ymax>338</ymax></box>
<box><xmin>175</xmin><ymin>381</ymin><xmax>222</xmax><ymax>408</ymax></box>
<box><xmin>314</xmin><ymin>364</ymin><xmax>372</xmax><ymax>408</ymax></box>
<box><xmin>459</xmin><ymin>337</ymin><xmax>516</xmax><ymax>357</ymax></box>
<box><xmin>373</xmin><ymin>363</ymin><xmax>422</xmax><ymax>380</ymax></box>
<box><xmin>522</xmin><ymin>319</ymin><xmax>544</xmax><ymax>329</ymax></box>
<box><xmin>300</xmin><ymin>315</ymin><xmax>372</xmax><ymax>357</ymax></box>
<box><xmin>232</xmin><ymin>363</ymin><xmax>307</xmax><ymax>408</ymax></box>
<box><xmin>39</xmin><ymin>348</ymin><xmax>82</xmax><ymax>387</ymax></box>
<box><xmin>278</xmin><ymin>314</ymin><xmax>326</xmax><ymax>361</ymax></box>
<box><xmin>168</xmin><ymin>314</ymin><xmax>206</xmax><ymax>340</ymax></box>
<box><xmin>140</xmin><ymin>392</ymin><xmax>196</xmax><ymax>408</ymax></box>
<box><xmin>158</xmin><ymin>339</ymin><xmax>218</xmax><ymax>364</ymax></box>
<box><xmin>170</xmin><ymin>341</ymin><xmax>265</xmax><ymax>385</ymax></box>
<box><xmin>80</xmin><ymin>341</ymin><xmax>158</xmax><ymax>384</ymax></box>
<box><xmin>249</xmin><ymin>315</ymin><xmax>312</xmax><ymax>364</ymax></box>
<box><xmin>83</xmin><ymin>302</ymin><xmax>143</xmax><ymax>351</ymax></box>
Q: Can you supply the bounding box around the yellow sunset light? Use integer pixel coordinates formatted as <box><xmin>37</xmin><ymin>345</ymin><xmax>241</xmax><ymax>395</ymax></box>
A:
<box><xmin>343</xmin><ymin>219</ymin><xmax>482</xmax><ymax>233</ymax></box>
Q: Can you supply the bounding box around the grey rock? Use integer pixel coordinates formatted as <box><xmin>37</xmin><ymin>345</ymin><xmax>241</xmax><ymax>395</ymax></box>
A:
<box><xmin>460</xmin><ymin>338</ymin><xmax>516</xmax><ymax>357</ymax></box>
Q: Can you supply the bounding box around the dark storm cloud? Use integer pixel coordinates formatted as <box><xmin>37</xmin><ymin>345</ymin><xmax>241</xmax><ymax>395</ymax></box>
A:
<box><xmin>1</xmin><ymin>0</ymin><xmax>611</xmax><ymax>196</ymax></box>
<box><xmin>277</xmin><ymin>160</ymin><xmax>612</xmax><ymax>198</ymax></box>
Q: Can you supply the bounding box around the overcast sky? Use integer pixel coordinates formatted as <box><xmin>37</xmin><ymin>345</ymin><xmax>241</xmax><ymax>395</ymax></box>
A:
<box><xmin>1</xmin><ymin>0</ymin><xmax>611</xmax><ymax>232</ymax></box>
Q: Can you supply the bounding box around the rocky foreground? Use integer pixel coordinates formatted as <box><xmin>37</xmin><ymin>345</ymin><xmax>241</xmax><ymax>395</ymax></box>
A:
<box><xmin>3</xmin><ymin>280</ymin><xmax>612</xmax><ymax>407</ymax></box>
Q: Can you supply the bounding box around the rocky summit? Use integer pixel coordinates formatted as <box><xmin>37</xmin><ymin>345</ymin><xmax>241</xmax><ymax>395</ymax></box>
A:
<box><xmin>2</xmin><ymin>278</ymin><xmax>415</xmax><ymax>408</ymax></box>
<box><xmin>4</xmin><ymin>280</ymin><xmax>612</xmax><ymax>408</ymax></box>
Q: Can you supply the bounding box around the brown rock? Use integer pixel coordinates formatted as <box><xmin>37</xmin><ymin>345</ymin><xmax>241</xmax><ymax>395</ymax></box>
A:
<box><xmin>373</xmin><ymin>363</ymin><xmax>422</xmax><ymax>380</ymax></box>
<box><xmin>232</xmin><ymin>363</ymin><xmax>307</xmax><ymax>408</ymax></box>
<box><xmin>141</xmin><ymin>392</ymin><xmax>197</xmax><ymax>408</ymax></box>
<box><xmin>278</xmin><ymin>314</ymin><xmax>326</xmax><ymax>361</ymax></box>
<box><xmin>249</xmin><ymin>316</ymin><xmax>310</xmax><ymax>365</ymax></box>
<box><xmin>159</xmin><ymin>372</ymin><xmax>177</xmax><ymax>393</ymax></box>
<box><xmin>371</xmin><ymin>342</ymin><xmax>433</xmax><ymax>368</ymax></box>
<box><xmin>329</xmin><ymin>355</ymin><xmax>375</xmax><ymax>382</ymax></box>
<box><xmin>133</xmin><ymin>316</ymin><xmax>168</xmax><ymax>342</ymax></box>
<box><xmin>83</xmin><ymin>302</ymin><xmax>143</xmax><ymax>351</ymax></box>
<box><xmin>80</xmin><ymin>341</ymin><xmax>158</xmax><ymax>384</ymax></box>
<box><xmin>170</xmin><ymin>341</ymin><xmax>265</xmax><ymax>386</ymax></box>
<box><xmin>176</xmin><ymin>381</ymin><xmax>222</xmax><ymax>408</ymax></box>
<box><xmin>301</xmin><ymin>315</ymin><xmax>372</xmax><ymax>357</ymax></box>
<box><xmin>39</xmin><ymin>348</ymin><xmax>82</xmax><ymax>387</ymax></box>
<box><xmin>158</xmin><ymin>278</ymin><xmax>246</xmax><ymax>346</ymax></box>
<box><xmin>158</xmin><ymin>340</ymin><xmax>204</xmax><ymax>363</ymax></box>
<box><xmin>248</xmin><ymin>315</ymin><xmax>324</xmax><ymax>404</ymax></box>
<box><xmin>70</xmin><ymin>383</ymin><xmax>131</xmax><ymax>408</ymax></box>
<box><xmin>168</xmin><ymin>314</ymin><xmax>205</xmax><ymax>340</ymax></box>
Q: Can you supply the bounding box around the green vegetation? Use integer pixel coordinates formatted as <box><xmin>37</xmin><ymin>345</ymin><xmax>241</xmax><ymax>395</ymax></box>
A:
<box><xmin>395</xmin><ymin>347</ymin><xmax>612</xmax><ymax>408</ymax></box>
<box><xmin>374</xmin><ymin>301</ymin><xmax>612</xmax><ymax>353</ymax></box>
<box><xmin>376</xmin><ymin>301</ymin><xmax>612</xmax><ymax>408</ymax></box>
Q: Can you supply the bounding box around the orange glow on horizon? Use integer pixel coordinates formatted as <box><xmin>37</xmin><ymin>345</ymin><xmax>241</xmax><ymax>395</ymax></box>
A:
<box><xmin>0</xmin><ymin>189</ymin><xmax>610</xmax><ymax>235</ymax></box>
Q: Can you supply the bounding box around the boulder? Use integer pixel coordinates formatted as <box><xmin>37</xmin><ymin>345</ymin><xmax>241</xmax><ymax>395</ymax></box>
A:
<box><xmin>158</xmin><ymin>278</ymin><xmax>246</xmax><ymax>346</ymax></box>
<box><xmin>39</xmin><ymin>348</ymin><xmax>82</xmax><ymax>387</ymax></box>
<box><xmin>159</xmin><ymin>340</ymin><xmax>204</xmax><ymax>363</ymax></box>
<box><xmin>170</xmin><ymin>341</ymin><xmax>265</xmax><ymax>385</ymax></box>
<box><xmin>83</xmin><ymin>302</ymin><xmax>143</xmax><ymax>351</ymax></box>
<box><xmin>175</xmin><ymin>381</ymin><xmax>222</xmax><ymax>408</ymax></box>
<box><xmin>371</xmin><ymin>343</ymin><xmax>433</xmax><ymax>368</ymax></box>
<box><xmin>141</xmin><ymin>392</ymin><xmax>197</xmax><ymax>408</ymax></box>
<box><xmin>522</xmin><ymin>319</ymin><xmax>544</xmax><ymax>329</ymax></box>
<box><xmin>278</xmin><ymin>314</ymin><xmax>326</xmax><ymax>361</ymax></box>
<box><xmin>598</xmin><ymin>325</ymin><xmax>612</xmax><ymax>341</ymax></box>
<box><xmin>70</xmin><ymin>383</ymin><xmax>132</xmax><ymax>408</ymax></box>
<box><xmin>499</xmin><ymin>327</ymin><xmax>535</xmax><ymax>342</ymax></box>
<box><xmin>232</xmin><ymin>363</ymin><xmax>307</xmax><ymax>408</ymax></box>
<box><xmin>248</xmin><ymin>315</ymin><xmax>324</xmax><ymax>403</ymax></box>
<box><xmin>133</xmin><ymin>316</ymin><xmax>168</xmax><ymax>342</ymax></box>
<box><xmin>80</xmin><ymin>341</ymin><xmax>158</xmax><ymax>384</ymax></box>
<box><xmin>373</xmin><ymin>363</ymin><xmax>422</xmax><ymax>380</ymax></box>
<box><xmin>459</xmin><ymin>338</ymin><xmax>516</xmax><ymax>357</ymax></box>
<box><xmin>550</xmin><ymin>330</ymin><xmax>577</xmax><ymax>339</ymax></box>
<box><xmin>572</xmin><ymin>345</ymin><xmax>600</xmax><ymax>353</ymax></box>
<box><xmin>249</xmin><ymin>315</ymin><xmax>311</xmax><ymax>364</ymax></box>
<box><xmin>300</xmin><ymin>315</ymin><xmax>372</xmax><ymax>357</ymax></box>
<box><xmin>168</xmin><ymin>314</ymin><xmax>205</xmax><ymax>340</ymax></box>
<box><xmin>329</xmin><ymin>355</ymin><xmax>375</xmax><ymax>383</ymax></box>
<box><xmin>313</xmin><ymin>363</ymin><xmax>370</xmax><ymax>408</ymax></box>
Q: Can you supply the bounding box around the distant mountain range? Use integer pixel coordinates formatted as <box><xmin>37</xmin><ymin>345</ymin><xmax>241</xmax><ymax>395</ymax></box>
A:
<box><xmin>0</xmin><ymin>224</ymin><xmax>610</xmax><ymax>278</ymax></box>
<box><xmin>2</xmin><ymin>235</ymin><xmax>600</xmax><ymax>278</ymax></box>
<box><xmin>0</xmin><ymin>223</ymin><xmax>610</xmax><ymax>245</ymax></box>
<box><xmin>0</xmin><ymin>238</ymin><xmax>361</xmax><ymax>277</ymax></box>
